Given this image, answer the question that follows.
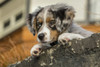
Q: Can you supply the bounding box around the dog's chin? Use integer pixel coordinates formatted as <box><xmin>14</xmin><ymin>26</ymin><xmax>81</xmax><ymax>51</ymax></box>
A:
<box><xmin>41</xmin><ymin>39</ymin><xmax>57</xmax><ymax>44</ymax></box>
<box><xmin>41</xmin><ymin>41</ymin><xmax>52</xmax><ymax>44</ymax></box>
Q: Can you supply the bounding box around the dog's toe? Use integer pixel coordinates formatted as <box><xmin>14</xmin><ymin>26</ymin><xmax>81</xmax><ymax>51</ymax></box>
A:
<box><xmin>34</xmin><ymin>51</ymin><xmax>38</xmax><ymax>54</ymax></box>
<box><xmin>30</xmin><ymin>44</ymin><xmax>42</xmax><ymax>56</ymax></box>
<box><xmin>58</xmin><ymin>39</ymin><xmax>69</xmax><ymax>45</ymax></box>
<box><xmin>58</xmin><ymin>34</ymin><xmax>70</xmax><ymax>45</ymax></box>
<box><xmin>31</xmin><ymin>49</ymin><xmax>42</xmax><ymax>56</ymax></box>
<box><xmin>32</xmin><ymin>50</ymin><xmax>40</xmax><ymax>56</ymax></box>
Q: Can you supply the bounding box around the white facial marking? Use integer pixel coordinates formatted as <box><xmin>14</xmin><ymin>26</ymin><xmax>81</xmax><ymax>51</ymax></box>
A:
<box><xmin>37</xmin><ymin>9</ymin><xmax>51</xmax><ymax>42</ymax></box>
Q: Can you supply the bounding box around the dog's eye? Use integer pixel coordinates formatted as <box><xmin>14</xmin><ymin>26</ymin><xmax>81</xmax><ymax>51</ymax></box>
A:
<box><xmin>50</xmin><ymin>20</ymin><xmax>55</xmax><ymax>25</ymax></box>
<box><xmin>49</xmin><ymin>20</ymin><xmax>56</xmax><ymax>30</ymax></box>
<box><xmin>38</xmin><ymin>23</ymin><xmax>42</xmax><ymax>27</ymax></box>
<box><xmin>63</xmin><ymin>23</ymin><xmax>68</xmax><ymax>27</ymax></box>
<box><xmin>36</xmin><ymin>22</ymin><xmax>42</xmax><ymax>31</ymax></box>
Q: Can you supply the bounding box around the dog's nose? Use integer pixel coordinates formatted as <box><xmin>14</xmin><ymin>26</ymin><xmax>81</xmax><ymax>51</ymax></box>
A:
<box><xmin>38</xmin><ymin>33</ymin><xmax>45</xmax><ymax>41</ymax></box>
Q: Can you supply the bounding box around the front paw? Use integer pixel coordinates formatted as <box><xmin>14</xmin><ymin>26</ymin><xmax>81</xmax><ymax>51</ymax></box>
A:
<box><xmin>30</xmin><ymin>44</ymin><xmax>42</xmax><ymax>56</ymax></box>
<box><xmin>58</xmin><ymin>35</ymin><xmax>70</xmax><ymax>45</ymax></box>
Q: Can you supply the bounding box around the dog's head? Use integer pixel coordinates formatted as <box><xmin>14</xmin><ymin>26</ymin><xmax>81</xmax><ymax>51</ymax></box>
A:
<box><xmin>27</xmin><ymin>4</ymin><xmax>75</xmax><ymax>43</ymax></box>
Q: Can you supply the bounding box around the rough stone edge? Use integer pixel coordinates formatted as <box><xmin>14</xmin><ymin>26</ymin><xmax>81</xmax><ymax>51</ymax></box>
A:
<box><xmin>8</xmin><ymin>33</ymin><xmax>100</xmax><ymax>67</ymax></box>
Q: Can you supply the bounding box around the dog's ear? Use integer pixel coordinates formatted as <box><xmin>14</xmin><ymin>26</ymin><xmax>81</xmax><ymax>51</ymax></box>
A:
<box><xmin>65</xmin><ymin>8</ymin><xmax>75</xmax><ymax>20</ymax></box>
<box><xmin>51</xmin><ymin>6</ymin><xmax>75</xmax><ymax>33</ymax></box>
<box><xmin>26</xmin><ymin>7</ymin><xmax>43</xmax><ymax>36</ymax></box>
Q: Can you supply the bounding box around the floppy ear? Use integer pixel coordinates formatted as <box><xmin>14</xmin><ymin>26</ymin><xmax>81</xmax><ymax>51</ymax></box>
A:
<box><xmin>53</xmin><ymin>6</ymin><xmax>75</xmax><ymax>33</ymax></box>
<box><xmin>26</xmin><ymin>7</ymin><xmax>43</xmax><ymax>36</ymax></box>
<box><xmin>65</xmin><ymin>8</ymin><xmax>75</xmax><ymax>20</ymax></box>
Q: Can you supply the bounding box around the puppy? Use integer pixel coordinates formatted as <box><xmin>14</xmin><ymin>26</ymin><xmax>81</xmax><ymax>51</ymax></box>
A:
<box><xmin>27</xmin><ymin>4</ymin><xmax>93</xmax><ymax>56</ymax></box>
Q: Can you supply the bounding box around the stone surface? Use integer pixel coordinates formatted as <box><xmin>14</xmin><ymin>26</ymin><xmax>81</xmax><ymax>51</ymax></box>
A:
<box><xmin>8</xmin><ymin>33</ymin><xmax>100</xmax><ymax>67</ymax></box>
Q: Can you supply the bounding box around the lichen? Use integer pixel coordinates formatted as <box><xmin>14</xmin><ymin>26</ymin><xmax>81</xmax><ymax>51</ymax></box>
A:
<box><xmin>75</xmin><ymin>41</ymin><xmax>78</xmax><ymax>44</ymax></box>
<box><xmin>49</xmin><ymin>49</ymin><xmax>54</xmax><ymax>55</ymax></box>
<box><xmin>49</xmin><ymin>63</ymin><xmax>53</xmax><ymax>65</ymax></box>
<box><xmin>68</xmin><ymin>42</ymin><xmax>72</xmax><ymax>46</ymax></box>
<box><xmin>71</xmin><ymin>48</ymin><xmax>76</xmax><ymax>53</ymax></box>
<box><xmin>97</xmin><ymin>42</ymin><xmax>99</xmax><ymax>47</ymax></box>
<box><xmin>17</xmin><ymin>61</ymin><xmax>21</xmax><ymax>64</ymax></box>
<box><xmin>40</xmin><ymin>62</ymin><xmax>46</xmax><ymax>66</ymax></box>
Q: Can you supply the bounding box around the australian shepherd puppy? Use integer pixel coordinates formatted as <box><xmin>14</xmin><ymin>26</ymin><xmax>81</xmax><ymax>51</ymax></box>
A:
<box><xmin>27</xmin><ymin>3</ymin><xmax>93</xmax><ymax>56</ymax></box>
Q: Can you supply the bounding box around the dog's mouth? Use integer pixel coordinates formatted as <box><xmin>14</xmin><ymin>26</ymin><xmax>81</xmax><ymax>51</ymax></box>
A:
<box><xmin>41</xmin><ymin>40</ymin><xmax>58</xmax><ymax>46</ymax></box>
<box><xmin>40</xmin><ymin>40</ymin><xmax>49</xmax><ymax>43</ymax></box>
<box><xmin>41</xmin><ymin>41</ymin><xmax>48</xmax><ymax>43</ymax></box>
<box><xmin>41</xmin><ymin>38</ymin><xmax>57</xmax><ymax>44</ymax></box>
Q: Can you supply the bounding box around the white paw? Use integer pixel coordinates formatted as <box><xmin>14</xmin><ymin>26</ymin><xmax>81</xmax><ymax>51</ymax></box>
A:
<box><xmin>59</xmin><ymin>33</ymin><xmax>84</xmax><ymax>40</ymax></box>
<box><xmin>58</xmin><ymin>33</ymin><xmax>85</xmax><ymax>45</ymax></box>
<box><xmin>58</xmin><ymin>33</ymin><xmax>71</xmax><ymax>42</ymax></box>
<box><xmin>30</xmin><ymin>44</ymin><xmax>42</xmax><ymax>56</ymax></box>
<box><xmin>58</xmin><ymin>33</ymin><xmax>69</xmax><ymax>45</ymax></box>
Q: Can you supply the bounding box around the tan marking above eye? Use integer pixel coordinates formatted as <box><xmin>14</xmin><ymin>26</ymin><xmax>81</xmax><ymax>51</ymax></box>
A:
<box><xmin>33</xmin><ymin>18</ymin><xmax>36</xmax><ymax>22</ymax></box>
<box><xmin>46</xmin><ymin>17</ymin><xmax>54</xmax><ymax>23</ymax></box>
<box><xmin>38</xmin><ymin>18</ymin><xmax>43</xmax><ymax>23</ymax></box>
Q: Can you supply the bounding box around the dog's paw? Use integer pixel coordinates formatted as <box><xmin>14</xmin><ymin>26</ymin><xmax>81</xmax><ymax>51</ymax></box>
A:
<box><xmin>58</xmin><ymin>36</ymin><xmax>69</xmax><ymax>45</ymax></box>
<box><xmin>30</xmin><ymin>44</ymin><xmax>42</xmax><ymax>56</ymax></box>
<box><xmin>58</xmin><ymin>33</ymin><xmax>84</xmax><ymax>45</ymax></box>
<box><xmin>58</xmin><ymin>33</ymin><xmax>70</xmax><ymax>45</ymax></box>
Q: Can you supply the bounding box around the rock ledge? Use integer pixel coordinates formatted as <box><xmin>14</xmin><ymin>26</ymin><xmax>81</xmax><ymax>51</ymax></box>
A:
<box><xmin>9</xmin><ymin>33</ymin><xmax>100</xmax><ymax>67</ymax></box>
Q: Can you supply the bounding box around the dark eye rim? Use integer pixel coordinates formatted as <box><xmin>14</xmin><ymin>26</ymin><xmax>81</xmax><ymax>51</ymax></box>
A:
<box><xmin>50</xmin><ymin>25</ymin><xmax>56</xmax><ymax>30</ymax></box>
<box><xmin>49</xmin><ymin>20</ymin><xmax>56</xmax><ymax>25</ymax></box>
<box><xmin>49</xmin><ymin>24</ymin><xmax>56</xmax><ymax>30</ymax></box>
<box><xmin>37</xmin><ymin>22</ymin><xmax>42</xmax><ymax>28</ymax></box>
<box><xmin>36</xmin><ymin>21</ymin><xmax>43</xmax><ymax>31</ymax></box>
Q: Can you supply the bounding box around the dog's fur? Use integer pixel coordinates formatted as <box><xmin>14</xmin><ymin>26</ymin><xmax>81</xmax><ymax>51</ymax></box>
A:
<box><xmin>27</xmin><ymin>3</ymin><xmax>93</xmax><ymax>56</ymax></box>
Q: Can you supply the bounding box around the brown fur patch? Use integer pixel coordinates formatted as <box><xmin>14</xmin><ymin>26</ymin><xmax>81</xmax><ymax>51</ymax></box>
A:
<box><xmin>50</xmin><ymin>30</ymin><xmax>59</xmax><ymax>41</ymax></box>
<box><xmin>46</xmin><ymin>17</ymin><xmax>54</xmax><ymax>23</ymax></box>
<box><xmin>33</xmin><ymin>18</ymin><xmax>37</xmax><ymax>31</ymax></box>
<box><xmin>38</xmin><ymin>18</ymin><xmax>43</xmax><ymax>23</ymax></box>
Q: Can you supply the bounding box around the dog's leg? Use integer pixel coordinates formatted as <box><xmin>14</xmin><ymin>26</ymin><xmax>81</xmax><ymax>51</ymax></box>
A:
<box><xmin>69</xmin><ymin>23</ymin><xmax>93</xmax><ymax>37</ymax></box>
<box><xmin>58</xmin><ymin>33</ymin><xmax>85</xmax><ymax>45</ymax></box>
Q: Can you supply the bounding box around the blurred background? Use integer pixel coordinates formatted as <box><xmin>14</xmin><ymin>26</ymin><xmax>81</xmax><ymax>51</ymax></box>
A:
<box><xmin>0</xmin><ymin>0</ymin><xmax>100</xmax><ymax>67</ymax></box>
